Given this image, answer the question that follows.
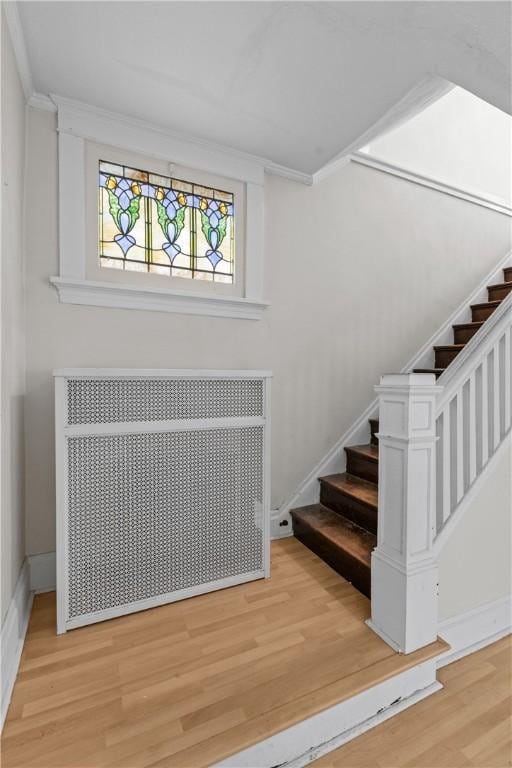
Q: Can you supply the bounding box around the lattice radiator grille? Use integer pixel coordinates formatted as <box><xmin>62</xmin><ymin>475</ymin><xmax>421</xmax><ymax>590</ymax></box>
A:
<box><xmin>67</xmin><ymin>377</ymin><xmax>264</xmax><ymax>423</ymax></box>
<box><xmin>55</xmin><ymin>371</ymin><xmax>270</xmax><ymax>633</ymax></box>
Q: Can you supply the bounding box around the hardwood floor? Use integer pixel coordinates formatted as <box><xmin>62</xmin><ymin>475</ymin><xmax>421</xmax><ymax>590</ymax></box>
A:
<box><xmin>1</xmin><ymin>538</ymin><xmax>445</xmax><ymax>768</ymax></box>
<box><xmin>314</xmin><ymin>634</ymin><xmax>512</xmax><ymax>767</ymax></box>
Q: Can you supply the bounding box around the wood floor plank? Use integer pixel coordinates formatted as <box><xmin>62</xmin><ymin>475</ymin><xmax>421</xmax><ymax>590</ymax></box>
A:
<box><xmin>313</xmin><ymin>635</ymin><xmax>512</xmax><ymax>768</ymax></box>
<box><xmin>1</xmin><ymin>538</ymin><xmax>449</xmax><ymax>768</ymax></box>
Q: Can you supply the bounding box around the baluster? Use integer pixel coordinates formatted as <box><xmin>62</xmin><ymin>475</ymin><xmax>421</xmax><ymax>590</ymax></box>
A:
<box><xmin>456</xmin><ymin>392</ymin><xmax>464</xmax><ymax>502</ymax></box>
<box><xmin>468</xmin><ymin>371</ymin><xmax>477</xmax><ymax>484</ymax></box>
<box><xmin>493</xmin><ymin>342</ymin><xmax>500</xmax><ymax>450</ymax></box>
<box><xmin>481</xmin><ymin>355</ymin><xmax>489</xmax><ymax>466</ymax></box>
<box><xmin>504</xmin><ymin>327</ymin><xmax>511</xmax><ymax>432</ymax></box>
<box><xmin>442</xmin><ymin>404</ymin><xmax>451</xmax><ymax>521</ymax></box>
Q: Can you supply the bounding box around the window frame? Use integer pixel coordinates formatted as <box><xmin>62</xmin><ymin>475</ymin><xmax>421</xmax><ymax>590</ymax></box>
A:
<box><xmin>50</xmin><ymin>96</ymin><xmax>268</xmax><ymax>320</ymax></box>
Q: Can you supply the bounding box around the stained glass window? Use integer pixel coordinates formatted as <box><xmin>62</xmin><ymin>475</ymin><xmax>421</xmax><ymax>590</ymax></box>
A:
<box><xmin>98</xmin><ymin>161</ymin><xmax>235</xmax><ymax>283</ymax></box>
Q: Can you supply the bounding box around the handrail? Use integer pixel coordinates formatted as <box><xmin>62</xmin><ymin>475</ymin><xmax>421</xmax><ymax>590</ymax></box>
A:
<box><xmin>434</xmin><ymin>293</ymin><xmax>511</xmax><ymax>537</ymax></box>
<box><xmin>436</xmin><ymin>291</ymin><xmax>512</xmax><ymax>405</ymax></box>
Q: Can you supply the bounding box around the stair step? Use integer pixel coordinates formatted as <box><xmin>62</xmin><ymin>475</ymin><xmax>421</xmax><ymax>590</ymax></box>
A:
<box><xmin>320</xmin><ymin>473</ymin><xmax>378</xmax><ymax>534</ymax></box>
<box><xmin>504</xmin><ymin>266</ymin><xmax>512</xmax><ymax>283</ymax></box>
<box><xmin>488</xmin><ymin>282</ymin><xmax>512</xmax><ymax>302</ymax></box>
<box><xmin>369</xmin><ymin>418</ymin><xmax>379</xmax><ymax>445</ymax></box>
<box><xmin>452</xmin><ymin>321</ymin><xmax>484</xmax><ymax>344</ymax></box>
<box><xmin>434</xmin><ymin>343</ymin><xmax>465</xmax><ymax>368</ymax></box>
<box><xmin>345</xmin><ymin>443</ymin><xmax>379</xmax><ymax>484</ymax></box>
<box><xmin>413</xmin><ymin>367</ymin><xmax>445</xmax><ymax>378</ymax></box>
<box><xmin>471</xmin><ymin>299</ymin><xmax>501</xmax><ymax>322</ymax></box>
<box><xmin>291</xmin><ymin>504</ymin><xmax>375</xmax><ymax>598</ymax></box>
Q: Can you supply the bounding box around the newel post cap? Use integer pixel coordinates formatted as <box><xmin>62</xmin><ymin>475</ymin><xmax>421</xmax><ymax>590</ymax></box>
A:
<box><xmin>375</xmin><ymin>372</ymin><xmax>443</xmax><ymax>395</ymax></box>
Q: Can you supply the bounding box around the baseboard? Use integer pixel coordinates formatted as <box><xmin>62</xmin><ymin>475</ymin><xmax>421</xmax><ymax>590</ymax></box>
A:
<box><xmin>213</xmin><ymin>659</ymin><xmax>441</xmax><ymax>768</ymax></box>
<box><xmin>28</xmin><ymin>551</ymin><xmax>56</xmax><ymax>593</ymax></box>
<box><xmin>1</xmin><ymin>560</ymin><xmax>33</xmax><ymax>730</ymax></box>
<box><xmin>437</xmin><ymin>595</ymin><xmax>512</xmax><ymax>668</ymax></box>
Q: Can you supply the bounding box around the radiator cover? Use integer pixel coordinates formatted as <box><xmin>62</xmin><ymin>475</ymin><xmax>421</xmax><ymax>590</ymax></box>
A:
<box><xmin>55</xmin><ymin>369</ymin><xmax>271</xmax><ymax>633</ymax></box>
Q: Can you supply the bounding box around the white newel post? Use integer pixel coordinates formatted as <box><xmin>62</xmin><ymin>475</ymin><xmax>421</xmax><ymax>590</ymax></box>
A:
<box><xmin>368</xmin><ymin>373</ymin><xmax>442</xmax><ymax>654</ymax></box>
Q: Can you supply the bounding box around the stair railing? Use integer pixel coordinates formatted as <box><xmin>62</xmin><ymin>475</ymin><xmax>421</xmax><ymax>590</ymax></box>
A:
<box><xmin>369</xmin><ymin>293</ymin><xmax>511</xmax><ymax>654</ymax></box>
<box><xmin>434</xmin><ymin>292</ymin><xmax>511</xmax><ymax>542</ymax></box>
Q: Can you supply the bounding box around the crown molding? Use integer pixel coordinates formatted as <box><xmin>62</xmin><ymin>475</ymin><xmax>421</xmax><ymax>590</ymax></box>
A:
<box><xmin>351</xmin><ymin>152</ymin><xmax>512</xmax><ymax>216</ymax></box>
<box><xmin>311</xmin><ymin>74</ymin><xmax>454</xmax><ymax>185</ymax></box>
<box><xmin>265</xmin><ymin>162</ymin><xmax>313</xmax><ymax>186</ymax></box>
<box><xmin>3</xmin><ymin>0</ymin><xmax>33</xmax><ymax>99</ymax></box>
<box><xmin>27</xmin><ymin>91</ymin><xmax>311</xmax><ymax>184</ymax></box>
<box><xmin>28</xmin><ymin>92</ymin><xmax>56</xmax><ymax>112</ymax></box>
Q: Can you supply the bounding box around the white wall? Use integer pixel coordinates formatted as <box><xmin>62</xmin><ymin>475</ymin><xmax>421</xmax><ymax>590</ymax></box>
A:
<box><xmin>438</xmin><ymin>435</ymin><xmax>512</xmax><ymax>622</ymax></box>
<box><xmin>363</xmin><ymin>87</ymin><xmax>512</xmax><ymax>205</ymax></box>
<box><xmin>1</xmin><ymin>12</ymin><xmax>27</xmax><ymax>622</ymax></box>
<box><xmin>24</xmin><ymin>106</ymin><xmax>512</xmax><ymax>557</ymax></box>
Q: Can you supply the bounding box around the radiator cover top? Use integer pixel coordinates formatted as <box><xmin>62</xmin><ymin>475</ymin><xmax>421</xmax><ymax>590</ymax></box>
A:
<box><xmin>55</xmin><ymin>370</ymin><xmax>271</xmax><ymax>633</ymax></box>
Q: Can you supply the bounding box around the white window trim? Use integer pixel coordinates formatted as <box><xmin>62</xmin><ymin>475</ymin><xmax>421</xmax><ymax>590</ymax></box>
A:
<box><xmin>50</xmin><ymin>95</ymin><xmax>269</xmax><ymax>320</ymax></box>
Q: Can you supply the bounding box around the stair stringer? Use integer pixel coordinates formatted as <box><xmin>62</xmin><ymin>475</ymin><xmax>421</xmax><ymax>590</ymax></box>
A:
<box><xmin>272</xmin><ymin>248</ymin><xmax>512</xmax><ymax>535</ymax></box>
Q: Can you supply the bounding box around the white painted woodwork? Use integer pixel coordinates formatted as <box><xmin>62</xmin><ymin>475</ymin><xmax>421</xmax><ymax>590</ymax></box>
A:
<box><xmin>52</xmin><ymin>98</ymin><xmax>269</xmax><ymax>318</ymax></box>
<box><xmin>481</xmin><ymin>355</ymin><xmax>489</xmax><ymax>466</ymax></box>
<box><xmin>276</xmin><ymin>251</ymin><xmax>511</xmax><ymax>530</ymax></box>
<box><xmin>468</xmin><ymin>372</ymin><xmax>477</xmax><ymax>484</ymax></box>
<box><xmin>493</xmin><ymin>342</ymin><xmax>501</xmax><ymax>449</ymax></box>
<box><xmin>370</xmin><ymin>373</ymin><xmax>441</xmax><ymax>654</ymax></box>
<box><xmin>435</xmin><ymin>293</ymin><xmax>511</xmax><ymax>539</ymax></box>
<box><xmin>372</xmin><ymin>290</ymin><xmax>511</xmax><ymax>654</ymax></box>
<box><xmin>456</xmin><ymin>392</ymin><xmax>464</xmax><ymax>503</ymax></box>
<box><xmin>54</xmin><ymin>369</ymin><xmax>272</xmax><ymax>634</ymax></box>
<box><xmin>505</xmin><ymin>326</ymin><xmax>511</xmax><ymax>431</ymax></box>
<box><xmin>58</xmin><ymin>132</ymin><xmax>86</xmax><ymax>279</ymax></box>
<box><xmin>441</xmin><ymin>406</ymin><xmax>451</xmax><ymax>523</ymax></box>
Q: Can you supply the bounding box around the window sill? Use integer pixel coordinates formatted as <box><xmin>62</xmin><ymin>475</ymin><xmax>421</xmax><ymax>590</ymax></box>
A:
<box><xmin>49</xmin><ymin>277</ymin><xmax>270</xmax><ymax>320</ymax></box>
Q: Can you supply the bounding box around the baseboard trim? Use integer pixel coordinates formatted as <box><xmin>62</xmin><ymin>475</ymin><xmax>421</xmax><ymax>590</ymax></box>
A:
<box><xmin>437</xmin><ymin>595</ymin><xmax>512</xmax><ymax>668</ymax></box>
<box><xmin>1</xmin><ymin>561</ymin><xmax>33</xmax><ymax>730</ymax></box>
<box><xmin>213</xmin><ymin>659</ymin><xmax>440</xmax><ymax>768</ymax></box>
<box><xmin>28</xmin><ymin>551</ymin><xmax>56</xmax><ymax>593</ymax></box>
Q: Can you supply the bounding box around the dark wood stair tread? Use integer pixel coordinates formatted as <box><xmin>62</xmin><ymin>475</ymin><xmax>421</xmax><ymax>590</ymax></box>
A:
<box><xmin>413</xmin><ymin>367</ymin><xmax>445</xmax><ymax>376</ymax></box>
<box><xmin>471</xmin><ymin>299</ymin><xmax>501</xmax><ymax>311</ymax></box>
<box><xmin>433</xmin><ymin>344</ymin><xmax>465</xmax><ymax>352</ymax></box>
<box><xmin>488</xmin><ymin>281</ymin><xmax>512</xmax><ymax>290</ymax></box>
<box><xmin>321</xmin><ymin>472</ymin><xmax>378</xmax><ymax>509</ymax></box>
<box><xmin>453</xmin><ymin>321</ymin><xmax>484</xmax><ymax>331</ymax></box>
<box><xmin>291</xmin><ymin>504</ymin><xmax>376</xmax><ymax>566</ymax></box>
<box><xmin>345</xmin><ymin>443</ymin><xmax>379</xmax><ymax>462</ymax></box>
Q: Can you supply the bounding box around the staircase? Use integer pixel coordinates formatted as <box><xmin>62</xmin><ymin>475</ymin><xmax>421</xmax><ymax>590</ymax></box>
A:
<box><xmin>291</xmin><ymin>265</ymin><xmax>512</xmax><ymax>599</ymax></box>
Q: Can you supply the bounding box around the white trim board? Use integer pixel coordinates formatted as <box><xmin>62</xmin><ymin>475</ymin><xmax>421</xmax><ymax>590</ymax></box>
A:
<box><xmin>434</xmin><ymin>431</ymin><xmax>511</xmax><ymax>555</ymax></box>
<box><xmin>0</xmin><ymin>561</ymin><xmax>33</xmax><ymax>730</ymax></box>
<box><xmin>312</xmin><ymin>75</ymin><xmax>454</xmax><ymax>185</ymax></box>
<box><xmin>50</xmin><ymin>277</ymin><xmax>269</xmax><ymax>320</ymax></box>
<box><xmin>437</xmin><ymin>596</ymin><xmax>512</xmax><ymax>668</ymax></box>
<box><xmin>25</xmin><ymin>91</ymin><xmax>512</xmax><ymax>220</ymax></box>
<box><xmin>213</xmin><ymin>658</ymin><xmax>441</xmax><ymax>768</ymax></box>
<box><xmin>2</xmin><ymin>1</ymin><xmax>33</xmax><ymax>99</ymax></box>
<box><xmin>351</xmin><ymin>152</ymin><xmax>512</xmax><ymax>217</ymax></box>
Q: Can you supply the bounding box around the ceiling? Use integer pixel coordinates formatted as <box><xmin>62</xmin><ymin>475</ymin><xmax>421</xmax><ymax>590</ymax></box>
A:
<box><xmin>18</xmin><ymin>1</ymin><xmax>512</xmax><ymax>175</ymax></box>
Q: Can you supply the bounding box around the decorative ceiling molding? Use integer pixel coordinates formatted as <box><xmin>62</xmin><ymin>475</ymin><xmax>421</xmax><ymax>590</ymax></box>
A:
<box><xmin>3</xmin><ymin>0</ymin><xmax>33</xmax><ymax>99</ymax></box>
<box><xmin>312</xmin><ymin>75</ymin><xmax>454</xmax><ymax>185</ymax></box>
